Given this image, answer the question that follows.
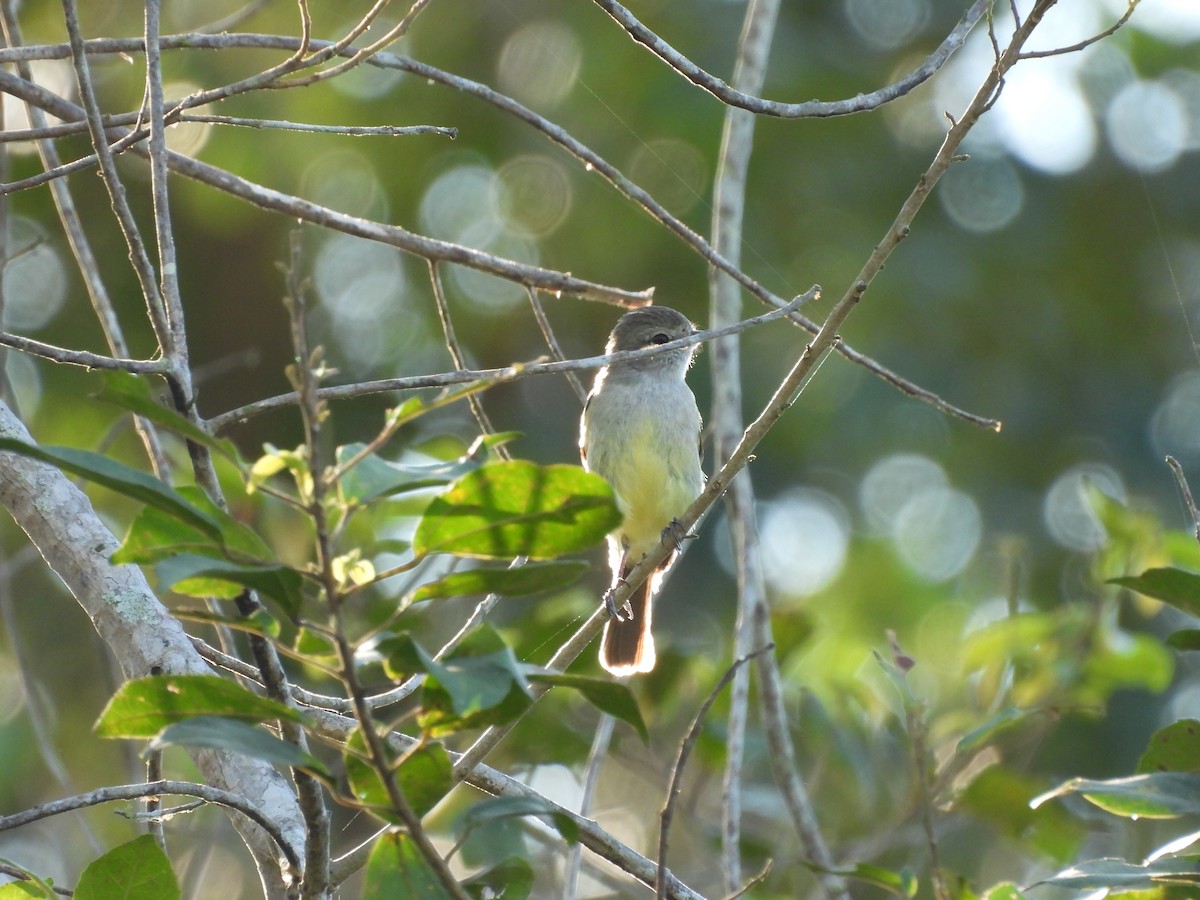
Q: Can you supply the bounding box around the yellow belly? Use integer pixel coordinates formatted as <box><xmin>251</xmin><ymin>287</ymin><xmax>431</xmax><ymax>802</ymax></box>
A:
<box><xmin>607</xmin><ymin>419</ymin><xmax>699</xmax><ymax>556</ymax></box>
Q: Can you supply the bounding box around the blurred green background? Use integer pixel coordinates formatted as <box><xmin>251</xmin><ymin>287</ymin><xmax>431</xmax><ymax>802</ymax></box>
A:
<box><xmin>3</xmin><ymin>0</ymin><xmax>1200</xmax><ymax>896</ymax></box>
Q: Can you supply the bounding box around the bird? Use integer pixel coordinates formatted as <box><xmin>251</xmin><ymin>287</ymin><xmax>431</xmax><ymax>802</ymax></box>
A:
<box><xmin>579</xmin><ymin>306</ymin><xmax>704</xmax><ymax>675</ymax></box>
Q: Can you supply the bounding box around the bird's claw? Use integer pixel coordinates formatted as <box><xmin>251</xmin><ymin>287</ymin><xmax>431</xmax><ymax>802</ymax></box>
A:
<box><xmin>603</xmin><ymin>586</ymin><xmax>632</xmax><ymax>621</ymax></box>
<box><xmin>661</xmin><ymin>518</ymin><xmax>693</xmax><ymax>550</ymax></box>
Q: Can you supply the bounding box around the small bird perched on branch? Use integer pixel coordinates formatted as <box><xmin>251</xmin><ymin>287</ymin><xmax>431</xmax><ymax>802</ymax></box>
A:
<box><xmin>579</xmin><ymin>306</ymin><xmax>705</xmax><ymax>675</ymax></box>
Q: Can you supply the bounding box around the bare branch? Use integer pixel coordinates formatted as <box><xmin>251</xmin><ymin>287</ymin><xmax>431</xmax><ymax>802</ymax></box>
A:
<box><xmin>590</xmin><ymin>0</ymin><xmax>987</xmax><ymax>118</ymax></box>
<box><xmin>707</xmin><ymin>0</ymin><xmax>782</xmax><ymax>891</ymax></box>
<box><xmin>0</xmin><ymin>779</ymin><xmax>302</xmax><ymax>875</ymax></box>
<box><xmin>0</xmin><ymin>332</ymin><xmax>168</xmax><ymax>373</ymax></box>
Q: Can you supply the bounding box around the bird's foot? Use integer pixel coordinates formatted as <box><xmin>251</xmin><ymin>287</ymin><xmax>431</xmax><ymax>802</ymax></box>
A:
<box><xmin>603</xmin><ymin>584</ymin><xmax>632</xmax><ymax>621</ymax></box>
<box><xmin>661</xmin><ymin>518</ymin><xmax>694</xmax><ymax>550</ymax></box>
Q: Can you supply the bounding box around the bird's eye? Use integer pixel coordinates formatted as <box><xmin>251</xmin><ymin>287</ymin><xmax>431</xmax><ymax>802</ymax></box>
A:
<box><xmin>651</xmin><ymin>332</ymin><xmax>671</xmax><ymax>344</ymax></box>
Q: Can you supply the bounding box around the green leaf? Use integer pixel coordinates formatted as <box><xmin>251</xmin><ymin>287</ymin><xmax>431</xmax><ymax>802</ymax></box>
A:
<box><xmin>149</xmin><ymin>716</ymin><xmax>330</xmax><ymax>778</ymax></box>
<box><xmin>378</xmin><ymin>629</ymin><xmax>534</xmax><ymax>737</ymax></box>
<box><xmin>1111</xmin><ymin>568</ymin><xmax>1200</xmax><ymax>617</ymax></box>
<box><xmin>408</xmin><ymin>561</ymin><xmax>588</xmax><ymax>604</ymax></box>
<box><xmin>153</xmin><ymin>553</ymin><xmax>304</xmax><ymax>615</ymax></box>
<box><xmin>114</xmin><ymin>486</ymin><xmax>272</xmax><ymax>566</ymax></box>
<box><xmin>1031</xmin><ymin>773</ymin><xmax>1200</xmax><ymax>819</ymax></box>
<box><xmin>74</xmin><ymin>834</ymin><xmax>179</xmax><ymax>900</ymax></box>
<box><xmin>295</xmin><ymin>626</ymin><xmax>337</xmax><ymax>659</ymax></box>
<box><xmin>1033</xmin><ymin>857</ymin><xmax>1200</xmax><ymax>891</ymax></box>
<box><xmin>413</xmin><ymin>461</ymin><xmax>621</xmax><ymax>561</ymax></box>
<box><xmin>362</xmin><ymin>831</ymin><xmax>456</xmax><ymax>900</ymax></box>
<box><xmin>459</xmin><ymin>795</ymin><xmax>579</xmax><ymax>846</ymax></box>
<box><xmin>95</xmin><ymin>675</ymin><xmax>302</xmax><ymax>739</ymax></box>
<box><xmin>345</xmin><ymin>737</ymin><xmax>452</xmax><ymax>821</ymax></box>
<box><xmin>1139</xmin><ymin>720</ymin><xmax>1200</xmax><ymax>774</ymax></box>
<box><xmin>0</xmin><ymin>883</ymin><xmax>48</xmax><ymax>899</ymax></box>
<box><xmin>527</xmin><ymin>673</ymin><xmax>648</xmax><ymax>744</ymax></box>
<box><xmin>96</xmin><ymin>371</ymin><xmax>235</xmax><ymax>461</ymax></box>
<box><xmin>336</xmin><ymin>443</ymin><xmax>469</xmax><ymax>505</ymax></box>
<box><xmin>0</xmin><ymin>438</ymin><xmax>224</xmax><ymax>542</ymax></box>
<box><xmin>461</xmin><ymin>857</ymin><xmax>533</xmax><ymax>899</ymax></box>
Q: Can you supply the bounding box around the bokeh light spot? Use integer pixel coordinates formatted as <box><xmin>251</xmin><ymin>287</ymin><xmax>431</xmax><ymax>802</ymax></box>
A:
<box><xmin>419</xmin><ymin>162</ymin><xmax>499</xmax><ymax>244</ymax></box>
<box><xmin>446</xmin><ymin>222</ymin><xmax>539</xmax><ymax>315</ymax></box>
<box><xmin>330</xmin><ymin>56</ymin><xmax>404</xmax><ymax>100</ymax></box>
<box><xmin>938</xmin><ymin>157</ymin><xmax>1024</xmax><ymax>233</ymax></box>
<box><xmin>497</xmin><ymin>20</ymin><xmax>582</xmax><ymax>108</ymax></box>
<box><xmin>5</xmin><ymin>353</ymin><xmax>42</xmax><ymax>420</ymax></box>
<box><xmin>163</xmin><ymin>81</ymin><xmax>212</xmax><ymax>157</ymax></box>
<box><xmin>893</xmin><ymin>486</ymin><xmax>982</xmax><ymax>582</ymax></box>
<box><xmin>627</xmin><ymin>139</ymin><xmax>707</xmax><ymax>216</ymax></box>
<box><xmin>1163</xmin><ymin>69</ymin><xmax>1200</xmax><ymax>152</ymax></box>
<box><xmin>1042</xmin><ymin>463</ymin><xmax>1125</xmax><ymax>553</ymax></box>
<box><xmin>995</xmin><ymin>64</ymin><xmax>1096</xmax><ymax>174</ymax></box>
<box><xmin>492</xmin><ymin>155</ymin><xmax>573</xmax><ymax>238</ymax></box>
<box><xmin>760</xmin><ymin>489</ymin><xmax>850</xmax><ymax>597</ymax></box>
<box><xmin>859</xmin><ymin>453</ymin><xmax>948</xmax><ymax>536</ymax></box>
<box><xmin>302</xmin><ymin>150</ymin><xmax>387</xmax><ymax>219</ymax></box>
<box><xmin>1151</xmin><ymin>371</ymin><xmax>1200</xmax><ymax>463</ymax></box>
<box><xmin>844</xmin><ymin>0</ymin><xmax>930</xmax><ymax>50</ymax></box>
<box><xmin>3</xmin><ymin>60</ymin><xmax>73</xmax><ymax>156</ymax></box>
<box><xmin>1106</xmin><ymin>79</ymin><xmax>1187</xmax><ymax>173</ymax></box>
<box><xmin>3</xmin><ymin>218</ymin><xmax>66</xmax><ymax>332</ymax></box>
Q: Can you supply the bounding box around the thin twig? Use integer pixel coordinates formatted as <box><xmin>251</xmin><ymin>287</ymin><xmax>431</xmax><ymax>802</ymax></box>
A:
<box><xmin>277</xmin><ymin>234</ymin><xmax>334</xmax><ymax>897</ymax></box>
<box><xmin>428</xmin><ymin>260</ymin><xmax>509</xmax><ymax>461</ymax></box>
<box><xmin>752</xmin><ymin>600</ymin><xmax>846</xmax><ymax>897</ymax></box>
<box><xmin>60</xmin><ymin>0</ymin><xmax>171</xmax><ymax>354</ymax></box>
<box><xmin>210</xmin><ymin>294</ymin><xmax>809</xmax><ymax>430</ymax></box>
<box><xmin>178</xmin><ymin>114</ymin><xmax>458</xmax><ymax>137</ymax></box>
<box><xmin>656</xmin><ymin>647</ymin><xmax>769</xmax><ymax>898</ymax></box>
<box><xmin>527</xmin><ymin>287</ymin><xmax>587</xmax><ymax>404</ymax></box>
<box><xmin>1166</xmin><ymin>455</ymin><xmax>1200</xmax><ymax>545</ymax></box>
<box><xmin>1018</xmin><ymin>0</ymin><xmax>1139</xmax><ymax>58</ymax></box>
<box><xmin>722</xmin><ymin>861</ymin><xmax>774</xmax><ymax>900</ymax></box>
<box><xmin>279</xmin><ymin>0</ymin><xmax>435</xmax><ymax>89</ymax></box>
<box><xmin>566</xmin><ymin>713</ymin><xmax>616</xmax><ymax>900</ymax></box>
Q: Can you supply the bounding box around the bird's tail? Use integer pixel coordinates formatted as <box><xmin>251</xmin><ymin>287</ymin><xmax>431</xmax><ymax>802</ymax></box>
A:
<box><xmin>599</xmin><ymin>575</ymin><xmax>656</xmax><ymax>675</ymax></box>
